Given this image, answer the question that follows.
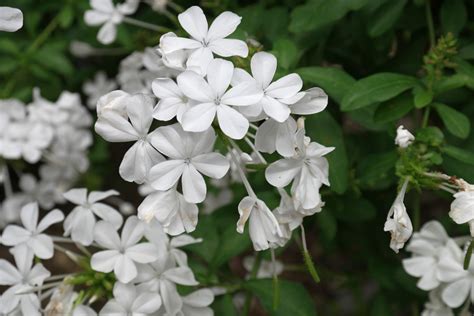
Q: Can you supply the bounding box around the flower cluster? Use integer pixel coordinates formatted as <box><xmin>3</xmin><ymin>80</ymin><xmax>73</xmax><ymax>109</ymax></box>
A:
<box><xmin>403</xmin><ymin>220</ymin><xmax>472</xmax><ymax>314</ymax></box>
<box><xmin>0</xmin><ymin>194</ymin><xmax>211</xmax><ymax>315</ymax></box>
<box><xmin>94</xmin><ymin>5</ymin><xmax>333</xmax><ymax>252</ymax></box>
<box><xmin>0</xmin><ymin>90</ymin><xmax>92</xmax><ymax>227</ymax></box>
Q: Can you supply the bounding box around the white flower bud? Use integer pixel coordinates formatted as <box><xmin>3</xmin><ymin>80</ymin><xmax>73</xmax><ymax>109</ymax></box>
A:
<box><xmin>395</xmin><ymin>125</ymin><xmax>415</xmax><ymax>148</ymax></box>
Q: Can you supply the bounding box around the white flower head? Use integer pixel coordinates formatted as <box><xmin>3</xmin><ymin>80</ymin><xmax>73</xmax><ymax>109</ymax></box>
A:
<box><xmin>180</xmin><ymin>289</ymin><xmax>214</xmax><ymax>316</ymax></box>
<box><xmin>99</xmin><ymin>282</ymin><xmax>161</xmax><ymax>315</ymax></box>
<box><xmin>148</xmin><ymin>123</ymin><xmax>229</xmax><ymax>203</ymax></box>
<box><xmin>395</xmin><ymin>125</ymin><xmax>415</xmax><ymax>148</ymax></box>
<box><xmin>95</xmin><ymin>93</ymin><xmax>165</xmax><ymax>183</ymax></box>
<box><xmin>422</xmin><ymin>288</ymin><xmax>454</xmax><ymax>316</ymax></box>
<box><xmin>91</xmin><ymin>216</ymin><xmax>159</xmax><ymax>283</ymax></box>
<box><xmin>178</xmin><ymin>58</ymin><xmax>263</xmax><ymax>139</ymax></box>
<box><xmin>84</xmin><ymin>0</ymin><xmax>139</xmax><ymax>44</ymax></box>
<box><xmin>0</xmin><ymin>7</ymin><xmax>23</xmax><ymax>32</ymax></box>
<box><xmin>384</xmin><ymin>179</ymin><xmax>413</xmax><ymax>253</ymax></box>
<box><xmin>160</xmin><ymin>6</ymin><xmax>248</xmax><ymax>74</ymax></box>
<box><xmin>63</xmin><ymin>188</ymin><xmax>122</xmax><ymax>246</ymax></box>
<box><xmin>1</xmin><ymin>202</ymin><xmax>64</xmax><ymax>259</ymax></box>
<box><xmin>0</xmin><ymin>246</ymin><xmax>50</xmax><ymax>316</ymax></box>
<box><xmin>236</xmin><ymin>196</ymin><xmax>283</xmax><ymax>251</ymax></box>
<box><xmin>232</xmin><ymin>52</ymin><xmax>304</xmax><ymax>123</ymax></box>
<box><xmin>83</xmin><ymin>71</ymin><xmax>117</xmax><ymax>109</ymax></box>
<box><xmin>265</xmin><ymin>129</ymin><xmax>334</xmax><ymax>209</ymax></box>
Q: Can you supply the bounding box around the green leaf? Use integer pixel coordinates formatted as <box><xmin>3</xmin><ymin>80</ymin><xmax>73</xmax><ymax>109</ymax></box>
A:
<box><xmin>331</xmin><ymin>195</ymin><xmax>377</xmax><ymax>222</ymax></box>
<box><xmin>33</xmin><ymin>45</ymin><xmax>74</xmax><ymax>76</ymax></box>
<box><xmin>0</xmin><ymin>38</ymin><xmax>19</xmax><ymax>55</ymax></box>
<box><xmin>459</xmin><ymin>43</ymin><xmax>474</xmax><ymax>60</ymax></box>
<box><xmin>367</xmin><ymin>0</ymin><xmax>407</xmax><ymax>37</ymax></box>
<box><xmin>316</xmin><ymin>211</ymin><xmax>337</xmax><ymax>243</ymax></box>
<box><xmin>244</xmin><ymin>279</ymin><xmax>316</xmax><ymax>316</ymax></box>
<box><xmin>442</xmin><ymin>145</ymin><xmax>474</xmax><ymax>165</ymax></box>
<box><xmin>0</xmin><ymin>57</ymin><xmax>18</xmax><ymax>75</ymax></box>
<box><xmin>297</xmin><ymin>67</ymin><xmax>355</xmax><ymax>104</ymax></box>
<box><xmin>272</xmin><ymin>38</ymin><xmax>300</xmax><ymax>70</ymax></box>
<box><xmin>433</xmin><ymin>74</ymin><xmax>469</xmax><ymax>94</ymax></box>
<box><xmin>341</xmin><ymin>73</ymin><xmax>418</xmax><ymax>111</ymax></box>
<box><xmin>187</xmin><ymin>216</ymin><xmax>219</xmax><ymax>263</ymax></box>
<box><xmin>211</xmin><ymin>225</ymin><xmax>251</xmax><ymax>268</ymax></box>
<box><xmin>357</xmin><ymin>151</ymin><xmax>398</xmax><ymax>190</ymax></box>
<box><xmin>374</xmin><ymin>94</ymin><xmax>414</xmax><ymax>123</ymax></box>
<box><xmin>262</xmin><ymin>7</ymin><xmax>289</xmax><ymax>41</ymax></box>
<box><xmin>306</xmin><ymin>112</ymin><xmax>349</xmax><ymax>194</ymax></box>
<box><xmin>212</xmin><ymin>295</ymin><xmax>238</xmax><ymax>316</ymax></box>
<box><xmin>440</xmin><ymin>0</ymin><xmax>467</xmax><ymax>35</ymax></box>
<box><xmin>59</xmin><ymin>6</ymin><xmax>74</xmax><ymax>28</ymax></box>
<box><xmin>413</xmin><ymin>86</ymin><xmax>433</xmax><ymax>108</ymax></box>
<box><xmin>433</xmin><ymin>103</ymin><xmax>471</xmax><ymax>139</ymax></box>
<box><xmin>290</xmin><ymin>0</ymin><xmax>366</xmax><ymax>33</ymax></box>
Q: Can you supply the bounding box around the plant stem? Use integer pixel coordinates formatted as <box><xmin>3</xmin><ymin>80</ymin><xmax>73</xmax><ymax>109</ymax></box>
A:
<box><xmin>123</xmin><ymin>17</ymin><xmax>172</xmax><ymax>33</ymax></box>
<box><xmin>227</xmin><ymin>145</ymin><xmax>257</xmax><ymax>199</ymax></box>
<box><xmin>421</xmin><ymin>106</ymin><xmax>431</xmax><ymax>127</ymax></box>
<box><xmin>2</xmin><ymin>165</ymin><xmax>13</xmax><ymax>197</ymax></box>
<box><xmin>243</xmin><ymin>253</ymin><xmax>263</xmax><ymax>316</ymax></box>
<box><xmin>425</xmin><ymin>0</ymin><xmax>435</xmax><ymax>48</ymax></box>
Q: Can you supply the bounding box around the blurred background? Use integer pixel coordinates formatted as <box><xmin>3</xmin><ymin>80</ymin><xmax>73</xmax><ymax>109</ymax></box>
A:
<box><xmin>1</xmin><ymin>0</ymin><xmax>474</xmax><ymax>315</ymax></box>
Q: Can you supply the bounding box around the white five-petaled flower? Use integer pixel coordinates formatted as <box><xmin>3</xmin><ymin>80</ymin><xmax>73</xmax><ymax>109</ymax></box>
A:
<box><xmin>148</xmin><ymin>123</ymin><xmax>229</xmax><ymax>203</ymax></box>
<box><xmin>83</xmin><ymin>71</ymin><xmax>118</xmax><ymax>109</ymax></box>
<box><xmin>384</xmin><ymin>179</ymin><xmax>413</xmax><ymax>253</ymax></box>
<box><xmin>95</xmin><ymin>92</ymin><xmax>165</xmax><ymax>183</ymax></box>
<box><xmin>1</xmin><ymin>202</ymin><xmax>63</xmax><ymax>259</ymax></box>
<box><xmin>178</xmin><ymin>58</ymin><xmax>263</xmax><ymax>139</ymax></box>
<box><xmin>138</xmin><ymin>189</ymin><xmax>199</xmax><ymax>235</ymax></box>
<box><xmin>255</xmin><ymin>88</ymin><xmax>328</xmax><ymax>157</ymax></box>
<box><xmin>63</xmin><ymin>188</ymin><xmax>122</xmax><ymax>246</ymax></box>
<box><xmin>84</xmin><ymin>0</ymin><xmax>139</xmax><ymax>44</ymax></box>
<box><xmin>232</xmin><ymin>52</ymin><xmax>304</xmax><ymax>122</ymax></box>
<box><xmin>449</xmin><ymin>189</ymin><xmax>474</xmax><ymax>237</ymax></box>
<box><xmin>0</xmin><ymin>7</ymin><xmax>23</xmax><ymax>32</ymax></box>
<box><xmin>402</xmin><ymin>221</ymin><xmax>451</xmax><ymax>290</ymax></box>
<box><xmin>99</xmin><ymin>282</ymin><xmax>162</xmax><ymax>315</ymax></box>
<box><xmin>395</xmin><ymin>125</ymin><xmax>415</xmax><ymax>148</ymax></box>
<box><xmin>91</xmin><ymin>217</ymin><xmax>159</xmax><ymax>283</ymax></box>
<box><xmin>0</xmin><ymin>246</ymin><xmax>50</xmax><ymax>316</ymax></box>
<box><xmin>236</xmin><ymin>196</ymin><xmax>283</xmax><ymax>251</ymax></box>
<box><xmin>135</xmin><ymin>256</ymin><xmax>198</xmax><ymax>315</ymax></box>
<box><xmin>265</xmin><ymin>129</ymin><xmax>334</xmax><ymax>209</ymax></box>
<box><xmin>160</xmin><ymin>6</ymin><xmax>248</xmax><ymax>74</ymax></box>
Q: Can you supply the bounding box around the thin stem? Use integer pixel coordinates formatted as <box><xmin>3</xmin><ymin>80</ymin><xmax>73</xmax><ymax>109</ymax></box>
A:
<box><xmin>244</xmin><ymin>137</ymin><xmax>267</xmax><ymax>164</ymax></box>
<box><xmin>16</xmin><ymin>281</ymin><xmax>62</xmax><ymax>295</ymax></box>
<box><xmin>2</xmin><ymin>165</ymin><xmax>13</xmax><ymax>197</ymax></box>
<box><xmin>123</xmin><ymin>17</ymin><xmax>172</xmax><ymax>33</ymax></box>
<box><xmin>162</xmin><ymin>9</ymin><xmax>180</xmax><ymax>27</ymax></box>
<box><xmin>45</xmin><ymin>273</ymin><xmax>75</xmax><ymax>282</ymax></box>
<box><xmin>438</xmin><ymin>184</ymin><xmax>456</xmax><ymax>194</ymax></box>
<box><xmin>227</xmin><ymin>145</ymin><xmax>257</xmax><ymax>198</ymax></box>
<box><xmin>249</xmin><ymin>123</ymin><xmax>259</xmax><ymax>131</ymax></box>
<box><xmin>424</xmin><ymin>172</ymin><xmax>450</xmax><ymax>180</ymax></box>
<box><xmin>53</xmin><ymin>244</ymin><xmax>82</xmax><ymax>263</ymax></box>
<box><xmin>425</xmin><ymin>0</ymin><xmax>435</xmax><ymax>48</ymax></box>
<box><xmin>243</xmin><ymin>253</ymin><xmax>263</xmax><ymax>316</ymax></box>
<box><xmin>167</xmin><ymin>1</ymin><xmax>184</xmax><ymax>13</ymax></box>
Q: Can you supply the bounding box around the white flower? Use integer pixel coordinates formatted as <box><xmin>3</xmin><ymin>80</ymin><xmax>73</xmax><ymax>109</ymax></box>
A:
<box><xmin>1</xmin><ymin>202</ymin><xmax>63</xmax><ymax>259</ymax></box>
<box><xmin>100</xmin><ymin>282</ymin><xmax>161</xmax><ymax>315</ymax></box>
<box><xmin>0</xmin><ymin>246</ymin><xmax>50</xmax><ymax>316</ymax></box>
<box><xmin>450</xmin><ymin>190</ymin><xmax>474</xmax><ymax>236</ymax></box>
<box><xmin>402</xmin><ymin>221</ymin><xmax>452</xmax><ymax>290</ymax></box>
<box><xmin>178</xmin><ymin>58</ymin><xmax>263</xmax><ymax>139</ymax></box>
<box><xmin>179</xmin><ymin>289</ymin><xmax>214</xmax><ymax>316</ymax></box>
<box><xmin>255</xmin><ymin>88</ymin><xmax>328</xmax><ymax>157</ymax></box>
<box><xmin>421</xmin><ymin>288</ymin><xmax>454</xmax><ymax>316</ymax></box>
<box><xmin>138</xmin><ymin>189</ymin><xmax>199</xmax><ymax>235</ymax></box>
<box><xmin>95</xmin><ymin>93</ymin><xmax>165</xmax><ymax>183</ymax></box>
<box><xmin>265</xmin><ymin>129</ymin><xmax>334</xmax><ymax>209</ymax></box>
<box><xmin>437</xmin><ymin>240</ymin><xmax>474</xmax><ymax>308</ymax></box>
<box><xmin>160</xmin><ymin>6</ymin><xmax>248</xmax><ymax>74</ymax></box>
<box><xmin>152</xmin><ymin>78</ymin><xmax>190</xmax><ymax>123</ymax></box>
<box><xmin>83</xmin><ymin>71</ymin><xmax>117</xmax><ymax>109</ymax></box>
<box><xmin>384</xmin><ymin>179</ymin><xmax>413</xmax><ymax>253</ymax></box>
<box><xmin>63</xmin><ymin>188</ymin><xmax>122</xmax><ymax>246</ymax></box>
<box><xmin>73</xmin><ymin>305</ymin><xmax>97</xmax><ymax>316</ymax></box>
<box><xmin>236</xmin><ymin>196</ymin><xmax>283</xmax><ymax>251</ymax></box>
<box><xmin>158</xmin><ymin>32</ymin><xmax>190</xmax><ymax>72</ymax></box>
<box><xmin>84</xmin><ymin>0</ymin><xmax>139</xmax><ymax>44</ymax></box>
<box><xmin>96</xmin><ymin>90</ymin><xmax>129</xmax><ymax>116</ymax></box>
<box><xmin>232</xmin><ymin>52</ymin><xmax>304</xmax><ymax>122</ymax></box>
<box><xmin>0</xmin><ymin>7</ymin><xmax>23</xmax><ymax>32</ymax></box>
<box><xmin>148</xmin><ymin>124</ymin><xmax>229</xmax><ymax>203</ymax></box>
<box><xmin>91</xmin><ymin>217</ymin><xmax>159</xmax><ymax>283</ymax></box>
<box><xmin>395</xmin><ymin>125</ymin><xmax>415</xmax><ymax>148</ymax></box>
<box><xmin>135</xmin><ymin>256</ymin><xmax>198</xmax><ymax>315</ymax></box>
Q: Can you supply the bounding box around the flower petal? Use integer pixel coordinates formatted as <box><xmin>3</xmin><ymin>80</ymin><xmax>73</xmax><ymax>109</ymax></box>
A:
<box><xmin>125</xmin><ymin>243</ymin><xmax>159</xmax><ymax>263</ymax></box>
<box><xmin>88</xmin><ymin>190</ymin><xmax>119</xmax><ymax>204</ymax></box>
<box><xmin>20</xmin><ymin>202</ymin><xmax>39</xmax><ymax>232</ymax></box>
<box><xmin>209</xmin><ymin>38</ymin><xmax>248</xmax><ymax>58</ymax></box>
<box><xmin>94</xmin><ymin>221</ymin><xmax>121</xmax><ymax>249</ymax></box>
<box><xmin>37</xmin><ymin>209</ymin><xmax>64</xmax><ymax>233</ymax></box>
<box><xmin>121</xmin><ymin>216</ymin><xmax>144</xmax><ymax>248</ymax></box>
<box><xmin>163</xmin><ymin>267</ymin><xmax>198</xmax><ymax>286</ymax></box>
<box><xmin>114</xmin><ymin>254</ymin><xmax>137</xmax><ymax>283</ymax></box>
<box><xmin>177</xmin><ymin>71</ymin><xmax>214</xmax><ymax>103</ymax></box>
<box><xmin>178</xmin><ymin>6</ymin><xmax>208</xmax><ymax>41</ymax></box>
<box><xmin>265</xmin><ymin>158</ymin><xmax>301</xmax><ymax>187</ymax></box>
<box><xmin>251</xmin><ymin>52</ymin><xmax>276</xmax><ymax>89</ymax></box>
<box><xmin>91</xmin><ymin>203</ymin><xmax>123</xmax><ymax>229</ymax></box>
<box><xmin>97</xmin><ymin>22</ymin><xmax>117</xmax><ymax>45</ymax></box>
<box><xmin>181</xmin><ymin>165</ymin><xmax>206</xmax><ymax>203</ymax></box>
<box><xmin>207</xmin><ymin>11</ymin><xmax>241</xmax><ymax>41</ymax></box>
<box><xmin>91</xmin><ymin>250</ymin><xmax>120</xmax><ymax>273</ymax></box>
<box><xmin>216</xmin><ymin>105</ymin><xmax>249</xmax><ymax>139</ymax></box>
<box><xmin>266</xmin><ymin>73</ymin><xmax>303</xmax><ymax>99</ymax></box>
<box><xmin>149</xmin><ymin>159</ymin><xmax>186</xmax><ymax>191</ymax></box>
<box><xmin>0</xmin><ymin>7</ymin><xmax>23</xmax><ymax>32</ymax></box>
<box><xmin>222</xmin><ymin>81</ymin><xmax>263</xmax><ymax>106</ymax></box>
<box><xmin>206</xmin><ymin>58</ymin><xmax>233</xmax><ymax>97</ymax></box>
<box><xmin>63</xmin><ymin>188</ymin><xmax>88</xmax><ymax>205</ymax></box>
<box><xmin>191</xmin><ymin>153</ymin><xmax>229</xmax><ymax>179</ymax></box>
<box><xmin>261</xmin><ymin>96</ymin><xmax>291</xmax><ymax>123</ymax></box>
<box><xmin>181</xmin><ymin>102</ymin><xmax>217</xmax><ymax>133</ymax></box>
